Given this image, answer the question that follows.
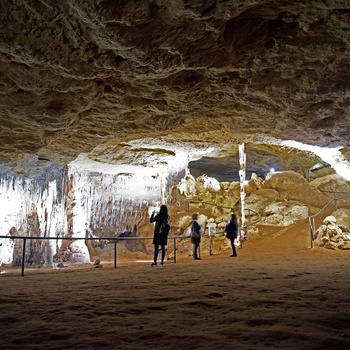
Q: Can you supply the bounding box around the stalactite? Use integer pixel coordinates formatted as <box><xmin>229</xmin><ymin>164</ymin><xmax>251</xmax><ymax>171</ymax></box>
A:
<box><xmin>1</xmin><ymin>152</ymin><xmax>187</xmax><ymax>265</ymax></box>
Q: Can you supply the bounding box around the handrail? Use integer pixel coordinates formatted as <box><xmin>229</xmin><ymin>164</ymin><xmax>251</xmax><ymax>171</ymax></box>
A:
<box><xmin>185</xmin><ymin>199</ymin><xmax>233</xmax><ymax>211</ymax></box>
<box><xmin>242</xmin><ymin>208</ymin><xmax>262</xmax><ymax>229</ymax></box>
<box><xmin>308</xmin><ymin>190</ymin><xmax>350</xmax><ymax>248</ymax></box>
<box><xmin>0</xmin><ymin>201</ymin><xmax>263</xmax><ymax>276</ymax></box>
<box><xmin>177</xmin><ymin>198</ymin><xmax>261</xmax><ymax>248</ymax></box>
<box><xmin>320</xmin><ymin>190</ymin><xmax>350</xmax><ymax>195</ymax></box>
<box><xmin>0</xmin><ymin>234</ymin><xmax>194</xmax><ymax>277</ymax></box>
<box><xmin>184</xmin><ymin>199</ymin><xmax>262</xmax><ymax>228</ymax></box>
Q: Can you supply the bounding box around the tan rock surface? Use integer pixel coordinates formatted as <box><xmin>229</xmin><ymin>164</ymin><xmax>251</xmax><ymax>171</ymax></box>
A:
<box><xmin>310</xmin><ymin>173</ymin><xmax>350</xmax><ymax>192</ymax></box>
<box><xmin>263</xmin><ymin>170</ymin><xmax>328</xmax><ymax>208</ymax></box>
<box><xmin>1</xmin><ymin>1</ymin><xmax>350</xmax><ymax>173</ymax></box>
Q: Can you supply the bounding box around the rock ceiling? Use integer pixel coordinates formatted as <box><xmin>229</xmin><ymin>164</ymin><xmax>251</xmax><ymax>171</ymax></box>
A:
<box><xmin>1</xmin><ymin>0</ymin><xmax>350</xmax><ymax>176</ymax></box>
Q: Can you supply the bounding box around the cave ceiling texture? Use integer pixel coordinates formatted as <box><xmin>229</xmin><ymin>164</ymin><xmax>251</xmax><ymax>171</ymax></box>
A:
<box><xmin>1</xmin><ymin>0</ymin><xmax>350</xmax><ymax>179</ymax></box>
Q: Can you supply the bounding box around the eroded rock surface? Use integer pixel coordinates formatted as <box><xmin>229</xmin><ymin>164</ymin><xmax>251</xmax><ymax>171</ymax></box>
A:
<box><xmin>314</xmin><ymin>213</ymin><xmax>350</xmax><ymax>250</ymax></box>
<box><xmin>1</xmin><ymin>1</ymin><xmax>350</xmax><ymax>173</ymax></box>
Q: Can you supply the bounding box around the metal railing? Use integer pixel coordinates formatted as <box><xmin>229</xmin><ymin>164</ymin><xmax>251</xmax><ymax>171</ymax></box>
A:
<box><xmin>182</xmin><ymin>199</ymin><xmax>262</xmax><ymax>227</ymax></box>
<box><xmin>0</xmin><ymin>201</ymin><xmax>262</xmax><ymax>276</ymax></box>
<box><xmin>0</xmin><ymin>215</ymin><xmax>261</xmax><ymax>276</ymax></box>
<box><xmin>0</xmin><ymin>234</ymin><xmax>196</xmax><ymax>277</ymax></box>
<box><xmin>242</xmin><ymin>208</ymin><xmax>262</xmax><ymax>229</ymax></box>
<box><xmin>308</xmin><ymin>190</ymin><xmax>350</xmax><ymax>248</ymax></box>
<box><xmin>173</xmin><ymin>198</ymin><xmax>261</xmax><ymax>249</ymax></box>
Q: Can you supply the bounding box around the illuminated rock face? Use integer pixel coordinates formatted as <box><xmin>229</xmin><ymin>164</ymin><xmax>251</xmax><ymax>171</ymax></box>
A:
<box><xmin>1</xmin><ymin>1</ymin><xmax>350</xmax><ymax>173</ymax></box>
<box><xmin>0</xmin><ymin>141</ymin><xmax>190</xmax><ymax>265</ymax></box>
<box><xmin>1</xmin><ymin>1</ymin><xmax>350</xmax><ymax>263</ymax></box>
<box><xmin>0</xmin><ymin>167</ymin><xmax>67</xmax><ymax>265</ymax></box>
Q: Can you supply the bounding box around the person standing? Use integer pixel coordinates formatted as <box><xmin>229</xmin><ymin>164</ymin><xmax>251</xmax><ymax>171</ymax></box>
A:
<box><xmin>150</xmin><ymin>204</ymin><xmax>170</xmax><ymax>267</ymax></box>
<box><xmin>190</xmin><ymin>213</ymin><xmax>202</xmax><ymax>260</ymax></box>
<box><xmin>225</xmin><ymin>213</ymin><xmax>238</xmax><ymax>257</ymax></box>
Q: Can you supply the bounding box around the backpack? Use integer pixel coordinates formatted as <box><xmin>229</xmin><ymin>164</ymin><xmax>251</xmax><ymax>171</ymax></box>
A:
<box><xmin>159</xmin><ymin>217</ymin><xmax>170</xmax><ymax>235</ymax></box>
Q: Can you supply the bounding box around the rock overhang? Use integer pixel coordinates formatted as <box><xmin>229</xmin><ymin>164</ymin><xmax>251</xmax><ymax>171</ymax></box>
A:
<box><xmin>1</xmin><ymin>0</ymin><xmax>350</xmax><ymax>177</ymax></box>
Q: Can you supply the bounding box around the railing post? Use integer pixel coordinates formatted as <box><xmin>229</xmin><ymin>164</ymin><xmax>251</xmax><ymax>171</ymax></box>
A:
<box><xmin>114</xmin><ymin>240</ymin><xmax>117</xmax><ymax>269</ymax></box>
<box><xmin>309</xmin><ymin>216</ymin><xmax>315</xmax><ymax>249</ymax></box>
<box><xmin>21</xmin><ymin>237</ymin><xmax>26</xmax><ymax>277</ymax></box>
<box><xmin>173</xmin><ymin>237</ymin><xmax>177</xmax><ymax>263</ymax></box>
<box><xmin>308</xmin><ymin>217</ymin><xmax>312</xmax><ymax>248</ymax></box>
<box><xmin>334</xmin><ymin>192</ymin><xmax>338</xmax><ymax>211</ymax></box>
<box><xmin>239</xmin><ymin>228</ymin><xmax>243</xmax><ymax>248</ymax></box>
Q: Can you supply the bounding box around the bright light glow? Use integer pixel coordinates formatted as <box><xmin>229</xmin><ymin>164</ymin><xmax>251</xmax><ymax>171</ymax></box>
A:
<box><xmin>0</xmin><ymin>139</ymin><xmax>216</xmax><ymax>266</ymax></box>
<box><xmin>66</xmin><ymin>140</ymin><xmax>215</xmax><ymax>253</ymax></box>
<box><xmin>1</xmin><ymin>136</ymin><xmax>349</xmax><ymax>266</ymax></box>
<box><xmin>281</xmin><ymin>140</ymin><xmax>350</xmax><ymax>180</ymax></box>
<box><xmin>0</xmin><ymin>175</ymin><xmax>67</xmax><ymax>265</ymax></box>
<box><xmin>270</xmin><ymin>168</ymin><xmax>275</xmax><ymax>173</ymax></box>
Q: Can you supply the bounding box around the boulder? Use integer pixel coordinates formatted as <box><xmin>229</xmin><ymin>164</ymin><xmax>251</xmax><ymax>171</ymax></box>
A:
<box><xmin>196</xmin><ymin>175</ymin><xmax>221</xmax><ymax>192</ymax></box>
<box><xmin>244</xmin><ymin>173</ymin><xmax>264</xmax><ymax>195</ymax></box>
<box><xmin>323</xmin><ymin>216</ymin><xmax>337</xmax><ymax>225</ymax></box>
<box><xmin>309</xmin><ymin>174</ymin><xmax>350</xmax><ymax>193</ymax></box>
<box><xmin>337</xmin><ymin>241</ymin><xmax>350</xmax><ymax>250</ymax></box>
<box><xmin>308</xmin><ymin>165</ymin><xmax>335</xmax><ymax>180</ymax></box>
<box><xmin>245</xmin><ymin>188</ymin><xmax>279</xmax><ymax>214</ymax></box>
<box><xmin>314</xmin><ymin>215</ymin><xmax>350</xmax><ymax>250</ymax></box>
<box><xmin>260</xmin><ymin>203</ymin><xmax>309</xmax><ymax>227</ymax></box>
<box><xmin>263</xmin><ymin>170</ymin><xmax>328</xmax><ymax>208</ymax></box>
<box><xmin>93</xmin><ymin>259</ymin><xmax>103</xmax><ymax>268</ymax></box>
<box><xmin>330</xmin><ymin>208</ymin><xmax>350</xmax><ymax>232</ymax></box>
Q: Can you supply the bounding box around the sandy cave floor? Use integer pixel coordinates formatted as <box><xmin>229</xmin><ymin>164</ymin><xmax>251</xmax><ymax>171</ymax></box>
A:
<box><xmin>0</xmin><ymin>219</ymin><xmax>349</xmax><ymax>350</ymax></box>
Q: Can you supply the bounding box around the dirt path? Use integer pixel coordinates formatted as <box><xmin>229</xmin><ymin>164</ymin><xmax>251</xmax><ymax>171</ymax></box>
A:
<box><xmin>0</xmin><ymin>210</ymin><xmax>349</xmax><ymax>350</ymax></box>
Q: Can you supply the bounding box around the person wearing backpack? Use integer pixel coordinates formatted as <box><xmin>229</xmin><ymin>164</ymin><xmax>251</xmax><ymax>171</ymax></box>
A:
<box><xmin>225</xmin><ymin>213</ymin><xmax>238</xmax><ymax>257</ymax></box>
<box><xmin>150</xmin><ymin>204</ymin><xmax>170</xmax><ymax>267</ymax></box>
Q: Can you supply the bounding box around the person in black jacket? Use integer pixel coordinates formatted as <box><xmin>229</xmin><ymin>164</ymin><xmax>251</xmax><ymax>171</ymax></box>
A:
<box><xmin>190</xmin><ymin>213</ymin><xmax>202</xmax><ymax>260</ymax></box>
<box><xmin>150</xmin><ymin>204</ymin><xmax>170</xmax><ymax>267</ymax></box>
<box><xmin>225</xmin><ymin>213</ymin><xmax>238</xmax><ymax>257</ymax></box>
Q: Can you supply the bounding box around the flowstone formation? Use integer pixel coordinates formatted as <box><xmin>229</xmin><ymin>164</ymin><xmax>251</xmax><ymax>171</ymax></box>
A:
<box><xmin>0</xmin><ymin>139</ymin><xmax>203</xmax><ymax>265</ymax></box>
<box><xmin>1</xmin><ymin>1</ymin><xmax>350</xmax><ymax>266</ymax></box>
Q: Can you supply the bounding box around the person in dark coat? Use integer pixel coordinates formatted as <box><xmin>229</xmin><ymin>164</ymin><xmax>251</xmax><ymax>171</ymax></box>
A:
<box><xmin>150</xmin><ymin>204</ymin><xmax>170</xmax><ymax>267</ymax></box>
<box><xmin>190</xmin><ymin>213</ymin><xmax>202</xmax><ymax>260</ymax></box>
<box><xmin>225</xmin><ymin>213</ymin><xmax>238</xmax><ymax>257</ymax></box>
